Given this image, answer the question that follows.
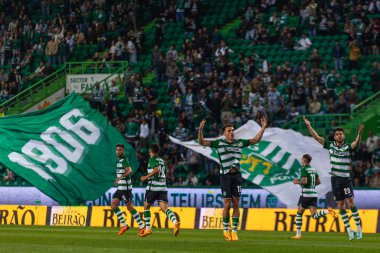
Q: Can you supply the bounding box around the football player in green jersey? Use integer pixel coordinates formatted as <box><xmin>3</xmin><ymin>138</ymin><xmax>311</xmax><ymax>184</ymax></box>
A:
<box><xmin>111</xmin><ymin>144</ymin><xmax>145</xmax><ymax>236</ymax></box>
<box><xmin>198</xmin><ymin>117</ymin><xmax>267</xmax><ymax>241</ymax></box>
<box><xmin>292</xmin><ymin>154</ymin><xmax>337</xmax><ymax>239</ymax></box>
<box><xmin>303</xmin><ymin>116</ymin><xmax>364</xmax><ymax>240</ymax></box>
<box><xmin>140</xmin><ymin>143</ymin><xmax>180</xmax><ymax>237</ymax></box>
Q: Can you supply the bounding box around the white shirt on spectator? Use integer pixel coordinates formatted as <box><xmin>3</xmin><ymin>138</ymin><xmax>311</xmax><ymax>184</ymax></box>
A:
<box><xmin>262</xmin><ymin>59</ymin><xmax>269</xmax><ymax>73</ymax></box>
<box><xmin>127</xmin><ymin>40</ymin><xmax>136</xmax><ymax>54</ymax></box>
<box><xmin>295</xmin><ymin>37</ymin><xmax>312</xmax><ymax>50</ymax></box>
<box><xmin>369</xmin><ymin>1</ymin><xmax>380</xmax><ymax>13</ymax></box>
<box><xmin>366</xmin><ymin>135</ymin><xmax>379</xmax><ymax>153</ymax></box>
<box><xmin>35</xmin><ymin>65</ymin><xmax>45</xmax><ymax>74</ymax></box>
<box><xmin>139</xmin><ymin>123</ymin><xmax>149</xmax><ymax>138</ymax></box>
<box><xmin>167</xmin><ymin>49</ymin><xmax>178</xmax><ymax>61</ymax></box>
<box><xmin>215</xmin><ymin>46</ymin><xmax>233</xmax><ymax>57</ymax></box>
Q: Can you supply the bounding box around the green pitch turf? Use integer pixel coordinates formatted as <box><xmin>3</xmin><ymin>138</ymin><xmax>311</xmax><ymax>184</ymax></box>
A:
<box><xmin>1</xmin><ymin>226</ymin><xmax>379</xmax><ymax>253</ymax></box>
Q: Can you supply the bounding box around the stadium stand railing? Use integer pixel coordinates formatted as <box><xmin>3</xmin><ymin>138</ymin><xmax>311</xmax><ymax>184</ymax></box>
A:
<box><xmin>0</xmin><ymin>61</ymin><xmax>129</xmax><ymax>115</ymax></box>
<box><xmin>282</xmin><ymin>91</ymin><xmax>380</xmax><ymax>139</ymax></box>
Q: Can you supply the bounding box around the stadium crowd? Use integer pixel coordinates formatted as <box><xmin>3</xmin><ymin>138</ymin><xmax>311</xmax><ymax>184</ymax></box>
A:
<box><xmin>0</xmin><ymin>0</ymin><xmax>152</xmax><ymax>102</ymax></box>
<box><xmin>1</xmin><ymin>0</ymin><xmax>380</xmax><ymax>188</ymax></box>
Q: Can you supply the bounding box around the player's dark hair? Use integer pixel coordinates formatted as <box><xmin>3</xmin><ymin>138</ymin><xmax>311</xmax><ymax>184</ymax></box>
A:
<box><xmin>116</xmin><ymin>143</ymin><xmax>124</xmax><ymax>149</ymax></box>
<box><xmin>333</xmin><ymin>128</ymin><xmax>344</xmax><ymax>135</ymax></box>
<box><xmin>149</xmin><ymin>143</ymin><xmax>160</xmax><ymax>154</ymax></box>
<box><xmin>222</xmin><ymin>124</ymin><xmax>234</xmax><ymax>132</ymax></box>
<box><xmin>302</xmin><ymin>154</ymin><xmax>312</xmax><ymax>163</ymax></box>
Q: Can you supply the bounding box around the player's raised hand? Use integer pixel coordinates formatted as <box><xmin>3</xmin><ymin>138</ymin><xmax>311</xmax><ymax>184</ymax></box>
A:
<box><xmin>303</xmin><ymin>116</ymin><xmax>310</xmax><ymax>127</ymax></box>
<box><xmin>293</xmin><ymin>179</ymin><xmax>299</xmax><ymax>185</ymax></box>
<box><xmin>358</xmin><ymin>124</ymin><xmax>364</xmax><ymax>133</ymax></box>
<box><xmin>261</xmin><ymin>117</ymin><xmax>267</xmax><ymax>128</ymax></box>
<box><xmin>199</xmin><ymin>119</ymin><xmax>206</xmax><ymax>130</ymax></box>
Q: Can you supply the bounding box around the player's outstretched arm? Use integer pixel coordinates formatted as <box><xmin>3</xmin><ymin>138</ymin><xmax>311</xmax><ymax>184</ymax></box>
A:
<box><xmin>351</xmin><ymin>124</ymin><xmax>364</xmax><ymax>150</ymax></box>
<box><xmin>303</xmin><ymin>116</ymin><xmax>325</xmax><ymax>146</ymax></box>
<box><xmin>249</xmin><ymin>117</ymin><xmax>267</xmax><ymax>145</ymax></box>
<box><xmin>140</xmin><ymin>167</ymin><xmax>159</xmax><ymax>182</ymax></box>
<box><xmin>198</xmin><ymin>119</ymin><xmax>211</xmax><ymax>146</ymax></box>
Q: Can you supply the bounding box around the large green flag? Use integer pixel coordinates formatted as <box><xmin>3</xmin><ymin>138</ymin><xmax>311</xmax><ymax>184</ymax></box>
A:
<box><xmin>0</xmin><ymin>93</ymin><xmax>138</xmax><ymax>205</ymax></box>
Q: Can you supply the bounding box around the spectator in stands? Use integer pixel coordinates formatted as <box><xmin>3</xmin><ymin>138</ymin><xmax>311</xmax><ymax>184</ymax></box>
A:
<box><xmin>215</xmin><ymin>41</ymin><xmax>233</xmax><ymax>57</ymax></box>
<box><xmin>0</xmin><ymin>68</ymin><xmax>8</xmax><ymax>83</ymax></box>
<box><xmin>283</xmin><ymin>32</ymin><xmax>294</xmax><ymax>51</ymax></box>
<box><xmin>91</xmin><ymin>82</ymin><xmax>104</xmax><ymax>112</ymax></box>
<box><xmin>156</xmin><ymin>54</ymin><xmax>166</xmax><ymax>82</ymax></box>
<box><xmin>0</xmin><ymin>41</ymin><xmax>4</xmax><ymax>66</ymax></box>
<box><xmin>115</xmin><ymin>36</ymin><xmax>126</xmax><ymax>60</ymax></box>
<box><xmin>166</xmin><ymin>60</ymin><xmax>179</xmax><ymax>89</ymax></box>
<box><xmin>125</xmin><ymin>117</ymin><xmax>139</xmax><ymax>147</ymax></box>
<box><xmin>45</xmin><ymin>37</ymin><xmax>58</xmax><ymax>65</ymax></box>
<box><xmin>207</xmin><ymin>91</ymin><xmax>221</xmax><ymax>123</ymax></box>
<box><xmin>25</xmin><ymin>61</ymin><xmax>45</xmax><ymax>81</ymax></box>
<box><xmin>309</xmin><ymin>49</ymin><xmax>321</xmax><ymax>77</ymax></box>
<box><xmin>57</xmin><ymin>39</ymin><xmax>69</xmax><ymax>65</ymax></box>
<box><xmin>139</xmin><ymin>119</ymin><xmax>149</xmax><ymax>148</ymax></box>
<box><xmin>369</xmin><ymin>1</ymin><xmax>380</xmax><ymax>14</ymax></box>
<box><xmin>166</xmin><ymin>45</ymin><xmax>178</xmax><ymax>61</ymax></box>
<box><xmin>362</xmin><ymin>27</ymin><xmax>373</xmax><ymax>55</ymax></box>
<box><xmin>127</xmin><ymin>38</ymin><xmax>137</xmax><ymax>63</ymax></box>
<box><xmin>366</xmin><ymin>160</ymin><xmax>380</xmax><ymax>186</ymax></box>
<box><xmin>185</xmin><ymin>171</ymin><xmax>198</xmax><ymax>186</ymax></box>
<box><xmin>370</xmin><ymin>62</ymin><xmax>380</xmax><ymax>92</ymax></box>
<box><xmin>308</xmin><ymin>97</ymin><xmax>321</xmax><ymax>114</ymax></box>
<box><xmin>107</xmin><ymin>79</ymin><xmax>120</xmax><ymax>120</ymax></box>
<box><xmin>294</xmin><ymin>33</ymin><xmax>312</xmax><ymax>51</ymax></box>
<box><xmin>183</xmin><ymin>87</ymin><xmax>195</xmax><ymax>115</ymax></box>
<box><xmin>346</xmin><ymin>89</ymin><xmax>358</xmax><ymax>111</ymax></box>
<box><xmin>348</xmin><ymin>40</ymin><xmax>361</xmax><ymax>70</ymax></box>
<box><xmin>287</xmin><ymin>106</ymin><xmax>299</xmax><ymax>122</ymax></box>
<box><xmin>349</xmin><ymin>74</ymin><xmax>361</xmax><ymax>91</ymax></box>
<box><xmin>334</xmin><ymin>93</ymin><xmax>349</xmax><ymax>113</ymax></box>
<box><xmin>132</xmin><ymin>81</ymin><xmax>144</xmax><ymax>110</ymax></box>
<box><xmin>331</xmin><ymin>41</ymin><xmax>345</xmax><ymax>71</ymax></box>
<box><xmin>212</xmin><ymin>28</ymin><xmax>222</xmax><ymax>45</ymax></box>
<box><xmin>367</xmin><ymin>131</ymin><xmax>379</xmax><ymax>153</ymax></box>
<box><xmin>325</xmin><ymin>69</ymin><xmax>338</xmax><ymax>95</ymax></box>
<box><xmin>173</xmin><ymin>122</ymin><xmax>189</xmax><ymax>141</ymax></box>
<box><xmin>372</xmin><ymin>139</ymin><xmax>380</xmax><ymax>164</ymax></box>
<box><xmin>371</xmin><ymin>29</ymin><xmax>380</xmax><ymax>55</ymax></box>
<box><xmin>176</xmin><ymin>0</ymin><xmax>185</xmax><ymax>22</ymax></box>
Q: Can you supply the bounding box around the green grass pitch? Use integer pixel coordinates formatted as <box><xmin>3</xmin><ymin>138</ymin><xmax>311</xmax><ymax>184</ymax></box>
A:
<box><xmin>1</xmin><ymin>226</ymin><xmax>379</xmax><ymax>253</ymax></box>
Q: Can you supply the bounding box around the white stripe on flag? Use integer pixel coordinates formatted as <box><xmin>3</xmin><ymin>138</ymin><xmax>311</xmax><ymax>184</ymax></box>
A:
<box><xmin>272</xmin><ymin>150</ymin><xmax>285</xmax><ymax>163</ymax></box>
<box><xmin>253</xmin><ymin>175</ymin><xmax>265</xmax><ymax>185</ymax></box>
<box><xmin>260</xmin><ymin>143</ymin><xmax>278</xmax><ymax>157</ymax></box>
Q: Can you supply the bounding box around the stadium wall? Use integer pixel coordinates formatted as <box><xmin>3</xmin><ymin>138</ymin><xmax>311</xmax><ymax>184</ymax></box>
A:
<box><xmin>0</xmin><ymin>205</ymin><xmax>378</xmax><ymax>233</ymax></box>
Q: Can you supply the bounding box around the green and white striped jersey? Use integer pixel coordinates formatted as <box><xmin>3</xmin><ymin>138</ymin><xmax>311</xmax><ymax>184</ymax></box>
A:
<box><xmin>116</xmin><ymin>157</ymin><xmax>132</xmax><ymax>190</ymax></box>
<box><xmin>324</xmin><ymin>141</ymin><xmax>352</xmax><ymax>178</ymax></box>
<box><xmin>210</xmin><ymin>138</ymin><xmax>250</xmax><ymax>174</ymax></box>
<box><xmin>146</xmin><ymin>156</ymin><xmax>167</xmax><ymax>191</ymax></box>
<box><xmin>300</xmin><ymin>165</ymin><xmax>319</xmax><ymax>197</ymax></box>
